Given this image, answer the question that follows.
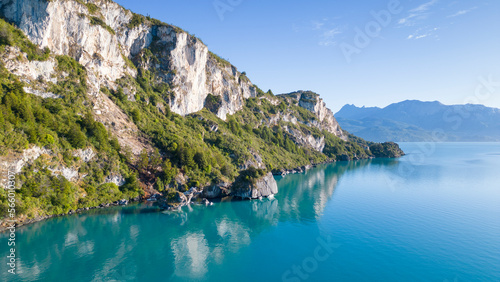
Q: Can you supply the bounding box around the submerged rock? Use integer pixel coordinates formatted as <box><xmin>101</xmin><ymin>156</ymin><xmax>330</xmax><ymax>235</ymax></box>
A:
<box><xmin>201</xmin><ymin>198</ymin><xmax>213</xmax><ymax>206</ymax></box>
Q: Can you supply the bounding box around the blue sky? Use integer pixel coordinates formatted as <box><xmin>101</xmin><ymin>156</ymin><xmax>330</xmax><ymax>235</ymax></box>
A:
<box><xmin>115</xmin><ymin>0</ymin><xmax>500</xmax><ymax>112</ymax></box>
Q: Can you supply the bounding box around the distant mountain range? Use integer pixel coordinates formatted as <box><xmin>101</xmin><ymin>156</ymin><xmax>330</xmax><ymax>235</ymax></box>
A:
<box><xmin>335</xmin><ymin>100</ymin><xmax>500</xmax><ymax>142</ymax></box>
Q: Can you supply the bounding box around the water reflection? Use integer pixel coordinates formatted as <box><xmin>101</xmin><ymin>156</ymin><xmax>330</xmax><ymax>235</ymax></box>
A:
<box><xmin>277</xmin><ymin>160</ymin><xmax>372</xmax><ymax>222</ymax></box>
<box><xmin>0</xmin><ymin>161</ymin><xmax>370</xmax><ymax>281</ymax></box>
<box><xmin>171</xmin><ymin>233</ymin><xmax>210</xmax><ymax>278</ymax></box>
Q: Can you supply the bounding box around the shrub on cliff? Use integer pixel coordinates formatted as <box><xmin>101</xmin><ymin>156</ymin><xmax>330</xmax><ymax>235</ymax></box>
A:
<box><xmin>0</xmin><ymin>18</ymin><xmax>50</xmax><ymax>61</ymax></box>
<box><xmin>238</xmin><ymin>167</ymin><xmax>267</xmax><ymax>184</ymax></box>
<box><xmin>369</xmin><ymin>142</ymin><xmax>405</xmax><ymax>158</ymax></box>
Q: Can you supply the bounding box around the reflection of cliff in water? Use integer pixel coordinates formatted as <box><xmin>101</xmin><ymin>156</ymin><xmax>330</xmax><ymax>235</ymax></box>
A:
<box><xmin>2</xmin><ymin>160</ymin><xmax>375</xmax><ymax>281</ymax></box>
<box><xmin>275</xmin><ymin>160</ymin><xmax>372</xmax><ymax>222</ymax></box>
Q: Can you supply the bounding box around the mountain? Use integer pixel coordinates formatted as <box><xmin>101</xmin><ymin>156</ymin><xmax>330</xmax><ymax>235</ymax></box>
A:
<box><xmin>335</xmin><ymin>100</ymin><xmax>500</xmax><ymax>142</ymax></box>
<box><xmin>0</xmin><ymin>0</ymin><xmax>402</xmax><ymax>224</ymax></box>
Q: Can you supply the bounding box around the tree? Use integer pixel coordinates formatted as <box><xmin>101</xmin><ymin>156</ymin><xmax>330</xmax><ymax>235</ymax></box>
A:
<box><xmin>138</xmin><ymin>149</ymin><xmax>149</xmax><ymax>171</ymax></box>
<box><xmin>131</xmin><ymin>109</ymin><xmax>141</xmax><ymax>122</ymax></box>
<box><xmin>154</xmin><ymin>178</ymin><xmax>165</xmax><ymax>192</ymax></box>
<box><xmin>161</xmin><ymin>159</ymin><xmax>176</xmax><ymax>185</ymax></box>
<box><xmin>121</xmin><ymin>174</ymin><xmax>141</xmax><ymax>198</ymax></box>
<box><xmin>150</xmin><ymin>148</ymin><xmax>162</xmax><ymax>168</ymax></box>
<box><xmin>194</xmin><ymin>151</ymin><xmax>208</xmax><ymax>170</ymax></box>
<box><xmin>67</xmin><ymin>125</ymin><xmax>86</xmax><ymax>149</ymax></box>
<box><xmin>176</xmin><ymin>143</ymin><xmax>196</xmax><ymax>170</ymax></box>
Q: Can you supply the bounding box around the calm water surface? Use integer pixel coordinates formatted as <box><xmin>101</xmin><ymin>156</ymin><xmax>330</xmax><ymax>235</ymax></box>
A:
<box><xmin>1</xmin><ymin>143</ymin><xmax>499</xmax><ymax>281</ymax></box>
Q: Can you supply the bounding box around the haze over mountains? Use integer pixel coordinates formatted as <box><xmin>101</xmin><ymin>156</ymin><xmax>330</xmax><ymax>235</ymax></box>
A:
<box><xmin>335</xmin><ymin>100</ymin><xmax>500</xmax><ymax>142</ymax></box>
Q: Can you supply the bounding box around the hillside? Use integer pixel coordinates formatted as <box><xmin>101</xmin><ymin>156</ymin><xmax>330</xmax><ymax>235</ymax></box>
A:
<box><xmin>336</xmin><ymin>100</ymin><xmax>500</xmax><ymax>142</ymax></box>
<box><xmin>0</xmin><ymin>0</ymin><xmax>402</xmax><ymax>224</ymax></box>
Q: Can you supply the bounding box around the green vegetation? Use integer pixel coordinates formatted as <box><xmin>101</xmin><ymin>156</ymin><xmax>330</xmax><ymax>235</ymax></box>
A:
<box><xmin>369</xmin><ymin>142</ymin><xmax>404</xmax><ymax>158</ymax></box>
<box><xmin>122</xmin><ymin>54</ymin><xmax>136</xmax><ymax>70</ymax></box>
<box><xmin>209</xmin><ymin>51</ymin><xmax>231</xmax><ymax>67</ymax></box>
<box><xmin>0</xmin><ymin>18</ymin><xmax>403</xmax><ymax>222</ymax></box>
<box><xmin>238</xmin><ymin>167</ymin><xmax>267</xmax><ymax>184</ymax></box>
<box><xmin>127</xmin><ymin>13</ymin><xmax>145</xmax><ymax>29</ymax></box>
<box><xmin>74</xmin><ymin>0</ymin><xmax>100</xmax><ymax>14</ymax></box>
<box><xmin>0</xmin><ymin>44</ymin><xmax>140</xmax><ymax>218</ymax></box>
<box><xmin>0</xmin><ymin>18</ymin><xmax>50</xmax><ymax>61</ymax></box>
<box><xmin>88</xmin><ymin>16</ymin><xmax>115</xmax><ymax>35</ymax></box>
<box><xmin>239</xmin><ymin>72</ymin><xmax>250</xmax><ymax>83</ymax></box>
<box><xmin>127</xmin><ymin>12</ymin><xmax>187</xmax><ymax>35</ymax></box>
<box><xmin>204</xmin><ymin>94</ymin><xmax>222</xmax><ymax>114</ymax></box>
<box><xmin>85</xmin><ymin>3</ymin><xmax>100</xmax><ymax>14</ymax></box>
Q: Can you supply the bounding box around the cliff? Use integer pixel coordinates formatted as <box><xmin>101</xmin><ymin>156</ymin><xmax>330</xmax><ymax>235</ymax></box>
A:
<box><xmin>0</xmin><ymin>0</ymin><xmax>403</xmax><ymax>223</ymax></box>
<box><xmin>231</xmin><ymin>170</ymin><xmax>278</xmax><ymax>199</ymax></box>
<box><xmin>0</xmin><ymin>0</ymin><xmax>256</xmax><ymax>121</ymax></box>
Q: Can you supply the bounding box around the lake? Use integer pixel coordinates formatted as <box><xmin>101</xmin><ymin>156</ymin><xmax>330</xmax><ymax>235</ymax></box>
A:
<box><xmin>1</xmin><ymin>143</ymin><xmax>499</xmax><ymax>281</ymax></box>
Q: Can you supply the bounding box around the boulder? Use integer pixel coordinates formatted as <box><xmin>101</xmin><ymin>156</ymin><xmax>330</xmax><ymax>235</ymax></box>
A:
<box><xmin>202</xmin><ymin>182</ymin><xmax>230</xmax><ymax>199</ymax></box>
<box><xmin>231</xmin><ymin>172</ymin><xmax>278</xmax><ymax>199</ymax></box>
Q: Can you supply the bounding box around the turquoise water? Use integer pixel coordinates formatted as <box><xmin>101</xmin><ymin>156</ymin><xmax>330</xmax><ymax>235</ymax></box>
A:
<box><xmin>1</xmin><ymin>143</ymin><xmax>500</xmax><ymax>281</ymax></box>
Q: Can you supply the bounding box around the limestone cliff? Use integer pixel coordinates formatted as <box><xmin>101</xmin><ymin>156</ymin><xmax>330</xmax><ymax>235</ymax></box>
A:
<box><xmin>279</xmin><ymin>91</ymin><xmax>345</xmax><ymax>138</ymax></box>
<box><xmin>0</xmin><ymin>0</ymin><xmax>256</xmax><ymax>121</ymax></box>
<box><xmin>0</xmin><ymin>0</ymin><xmax>346</xmax><ymax>156</ymax></box>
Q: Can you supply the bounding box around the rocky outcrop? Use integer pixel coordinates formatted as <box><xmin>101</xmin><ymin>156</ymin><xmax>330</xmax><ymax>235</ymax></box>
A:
<box><xmin>48</xmin><ymin>166</ymin><xmax>80</xmax><ymax>182</ymax></box>
<box><xmin>238</xmin><ymin>150</ymin><xmax>267</xmax><ymax>170</ymax></box>
<box><xmin>279</xmin><ymin>91</ymin><xmax>346</xmax><ymax>139</ymax></box>
<box><xmin>284</xmin><ymin>126</ymin><xmax>326</xmax><ymax>152</ymax></box>
<box><xmin>369</xmin><ymin>142</ymin><xmax>405</xmax><ymax>158</ymax></box>
<box><xmin>0</xmin><ymin>146</ymin><xmax>125</xmax><ymax>188</ymax></box>
<box><xmin>156</xmin><ymin>187</ymin><xmax>214</xmax><ymax>210</ymax></box>
<box><xmin>0</xmin><ymin>0</ymin><xmax>257</xmax><ymax>121</ymax></box>
<box><xmin>0</xmin><ymin>146</ymin><xmax>52</xmax><ymax>177</ymax></box>
<box><xmin>104</xmin><ymin>174</ymin><xmax>126</xmax><ymax>186</ymax></box>
<box><xmin>202</xmin><ymin>182</ymin><xmax>230</xmax><ymax>199</ymax></box>
<box><xmin>1</xmin><ymin>46</ymin><xmax>57</xmax><ymax>83</ymax></box>
<box><xmin>231</xmin><ymin>172</ymin><xmax>278</xmax><ymax>199</ymax></box>
<box><xmin>204</xmin><ymin>55</ymin><xmax>257</xmax><ymax>120</ymax></box>
<box><xmin>73</xmin><ymin>148</ymin><xmax>96</xmax><ymax>162</ymax></box>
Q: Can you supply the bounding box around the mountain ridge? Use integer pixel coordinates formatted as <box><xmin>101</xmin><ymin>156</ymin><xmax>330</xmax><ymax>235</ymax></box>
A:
<box><xmin>335</xmin><ymin>100</ymin><xmax>500</xmax><ymax>142</ymax></box>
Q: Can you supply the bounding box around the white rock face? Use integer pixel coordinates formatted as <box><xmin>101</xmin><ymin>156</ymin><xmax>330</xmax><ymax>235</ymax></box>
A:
<box><xmin>1</xmin><ymin>46</ymin><xmax>57</xmax><ymax>83</ymax></box>
<box><xmin>280</xmin><ymin>91</ymin><xmax>346</xmax><ymax>139</ymax></box>
<box><xmin>205</xmin><ymin>57</ymin><xmax>257</xmax><ymax>120</ymax></box>
<box><xmin>160</xmin><ymin>29</ymin><xmax>210</xmax><ymax>117</ymax></box>
<box><xmin>73</xmin><ymin>148</ymin><xmax>96</xmax><ymax>162</ymax></box>
<box><xmin>49</xmin><ymin>166</ymin><xmax>80</xmax><ymax>182</ymax></box>
<box><xmin>0</xmin><ymin>0</ymin><xmax>127</xmax><ymax>82</ymax></box>
<box><xmin>147</xmin><ymin>26</ymin><xmax>257</xmax><ymax>120</ymax></box>
<box><xmin>285</xmin><ymin>127</ymin><xmax>326</xmax><ymax>152</ymax></box>
<box><xmin>104</xmin><ymin>174</ymin><xmax>126</xmax><ymax>186</ymax></box>
<box><xmin>231</xmin><ymin>172</ymin><xmax>278</xmax><ymax>199</ymax></box>
<box><xmin>14</xmin><ymin>146</ymin><xmax>52</xmax><ymax>174</ymax></box>
<box><xmin>1</xmin><ymin>0</ymin><xmax>258</xmax><ymax>123</ymax></box>
<box><xmin>0</xmin><ymin>147</ymin><xmax>52</xmax><ymax>186</ymax></box>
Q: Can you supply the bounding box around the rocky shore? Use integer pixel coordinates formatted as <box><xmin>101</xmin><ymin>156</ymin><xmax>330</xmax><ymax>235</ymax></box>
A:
<box><xmin>0</xmin><ymin>197</ymin><xmax>137</xmax><ymax>232</ymax></box>
<box><xmin>155</xmin><ymin>171</ymin><xmax>280</xmax><ymax>211</ymax></box>
<box><xmin>0</xmin><ymin>151</ymin><xmax>406</xmax><ymax>232</ymax></box>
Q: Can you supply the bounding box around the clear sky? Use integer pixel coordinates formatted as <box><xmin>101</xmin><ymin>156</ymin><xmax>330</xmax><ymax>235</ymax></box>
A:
<box><xmin>114</xmin><ymin>0</ymin><xmax>500</xmax><ymax>112</ymax></box>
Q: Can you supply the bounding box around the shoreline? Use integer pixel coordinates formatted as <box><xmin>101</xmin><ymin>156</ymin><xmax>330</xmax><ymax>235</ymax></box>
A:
<box><xmin>0</xmin><ymin>156</ymin><xmax>391</xmax><ymax>233</ymax></box>
<box><xmin>0</xmin><ymin>198</ymin><xmax>139</xmax><ymax>233</ymax></box>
